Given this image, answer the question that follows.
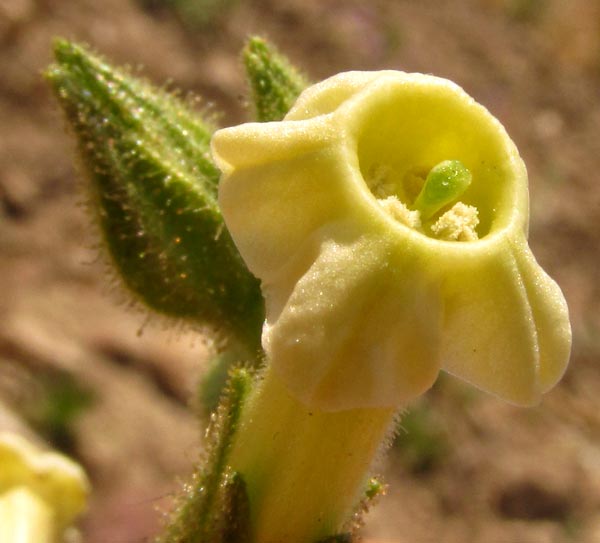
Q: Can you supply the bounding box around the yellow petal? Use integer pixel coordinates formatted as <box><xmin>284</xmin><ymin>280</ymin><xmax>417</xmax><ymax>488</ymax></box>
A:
<box><xmin>0</xmin><ymin>433</ymin><xmax>89</xmax><ymax>533</ymax></box>
<box><xmin>285</xmin><ymin>71</ymin><xmax>383</xmax><ymax>120</ymax></box>
<box><xmin>264</xmin><ymin>235</ymin><xmax>441</xmax><ymax>411</ymax></box>
<box><xmin>511</xmin><ymin>238</ymin><xmax>572</xmax><ymax>392</ymax></box>
<box><xmin>439</xmin><ymin>236</ymin><xmax>571</xmax><ymax>405</ymax></box>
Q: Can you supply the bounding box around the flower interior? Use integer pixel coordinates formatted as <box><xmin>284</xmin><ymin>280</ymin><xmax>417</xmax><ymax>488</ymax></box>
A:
<box><xmin>354</xmin><ymin>83</ymin><xmax>518</xmax><ymax>241</ymax></box>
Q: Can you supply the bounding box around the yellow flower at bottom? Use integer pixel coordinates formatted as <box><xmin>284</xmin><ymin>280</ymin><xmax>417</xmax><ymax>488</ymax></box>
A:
<box><xmin>212</xmin><ymin>71</ymin><xmax>571</xmax><ymax>411</ymax></box>
<box><xmin>0</xmin><ymin>432</ymin><xmax>89</xmax><ymax>543</ymax></box>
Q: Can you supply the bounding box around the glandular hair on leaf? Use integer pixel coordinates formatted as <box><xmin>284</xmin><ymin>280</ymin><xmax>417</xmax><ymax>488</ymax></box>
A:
<box><xmin>47</xmin><ymin>39</ymin><xmax>264</xmax><ymax>352</ymax></box>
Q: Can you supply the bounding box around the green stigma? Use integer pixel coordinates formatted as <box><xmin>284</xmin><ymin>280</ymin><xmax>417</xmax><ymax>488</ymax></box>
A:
<box><xmin>413</xmin><ymin>160</ymin><xmax>472</xmax><ymax>220</ymax></box>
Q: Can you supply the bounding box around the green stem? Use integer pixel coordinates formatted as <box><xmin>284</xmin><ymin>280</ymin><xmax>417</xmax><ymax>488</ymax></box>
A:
<box><xmin>228</xmin><ymin>368</ymin><xmax>396</xmax><ymax>543</ymax></box>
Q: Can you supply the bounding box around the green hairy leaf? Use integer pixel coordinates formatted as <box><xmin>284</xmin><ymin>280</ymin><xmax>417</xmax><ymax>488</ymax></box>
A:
<box><xmin>46</xmin><ymin>39</ymin><xmax>263</xmax><ymax>349</ymax></box>
<box><xmin>157</xmin><ymin>367</ymin><xmax>254</xmax><ymax>543</ymax></box>
<box><xmin>243</xmin><ymin>36</ymin><xmax>308</xmax><ymax>122</ymax></box>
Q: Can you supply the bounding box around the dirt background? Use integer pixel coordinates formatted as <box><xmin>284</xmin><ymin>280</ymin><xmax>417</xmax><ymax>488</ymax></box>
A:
<box><xmin>1</xmin><ymin>0</ymin><xmax>600</xmax><ymax>542</ymax></box>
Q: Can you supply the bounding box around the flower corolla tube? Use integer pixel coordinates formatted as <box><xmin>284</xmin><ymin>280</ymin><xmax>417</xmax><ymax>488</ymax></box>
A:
<box><xmin>212</xmin><ymin>71</ymin><xmax>571</xmax><ymax>411</ymax></box>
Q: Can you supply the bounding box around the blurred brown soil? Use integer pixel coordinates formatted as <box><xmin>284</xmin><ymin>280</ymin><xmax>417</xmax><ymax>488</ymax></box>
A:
<box><xmin>1</xmin><ymin>1</ymin><xmax>600</xmax><ymax>542</ymax></box>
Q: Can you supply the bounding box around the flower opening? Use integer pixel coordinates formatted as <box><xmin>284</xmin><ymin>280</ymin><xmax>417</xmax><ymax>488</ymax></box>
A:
<box><xmin>212</xmin><ymin>70</ymin><xmax>571</xmax><ymax>411</ymax></box>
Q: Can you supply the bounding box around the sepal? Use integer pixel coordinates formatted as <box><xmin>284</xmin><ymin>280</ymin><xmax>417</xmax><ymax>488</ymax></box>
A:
<box><xmin>243</xmin><ymin>36</ymin><xmax>308</xmax><ymax>122</ymax></box>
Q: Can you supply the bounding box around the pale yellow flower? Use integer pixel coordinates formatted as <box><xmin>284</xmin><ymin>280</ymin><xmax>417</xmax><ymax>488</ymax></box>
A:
<box><xmin>213</xmin><ymin>71</ymin><xmax>571</xmax><ymax>411</ymax></box>
<box><xmin>0</xmin><ymin>432</ymin><xmax>89</xmax><ymax>543</ymax></box>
